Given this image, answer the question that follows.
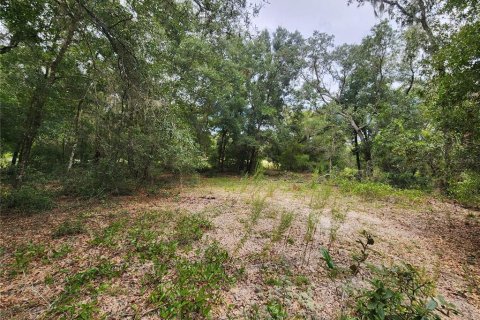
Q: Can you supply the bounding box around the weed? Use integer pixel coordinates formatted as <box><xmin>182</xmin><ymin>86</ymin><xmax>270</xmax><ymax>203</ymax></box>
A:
<box><xmin>338</xmin><ymin>180</ymin><xmax>424</xmax><ymax>204</ymax></box>
<box><xmin>293</xmin><ymin>275</ymin><xmax>310</xmax><ymax>287</ymax></box>
<box><xmin>174</xmin><ymin>214</ymin><xmax>212</xmax><ymax>246</ymax></box>
<box><xmin>251</xmin><ymin>196</ymin><xmax>266</xmax><ymax>223</ymax></box>
<box><xmin>266</xmin><ymin>299</ymin><xmax>288</xmax><ymax>319</ymax></box>
<box><xmin>136</xmin><ymin>240</ymin><xmax>177</xmax><ymax>263</ymax></box>
<box><xmin>52</xmin><ymin>219</ymin><xmax>85</xmax><ymax>238</ymax></box>
<box><xmin>50</xmin><ymin>243</ymin><xmax>72</xmax><ymax>259</ymax></box>
<box><xmin>272</xmin><ymin>211</ymin><xmax>294</xmax><ymax>242</ymax></box>
<box><xmin>49</xmin><ymin>261</ymin><xmax>124</xmax><ymax>317</ymax></box>
<box><xmin>321</xmin><ymin>247</ymin><xmax>336</xmax><ymax>270</ymax></box>
<box><xmin>91</xmin><ymin>219</ymin><xmax>126</xmax><ymax>246</ymax></box>
<box><xmin>349</xmin><ymin>231</ymin><xmax>374</xmax><ymax>275</ymax></box>
<box><xmin>44</xmin><ymin>274</ymin><xmax>55</xmax><ymax>285</ymax></box>
<box><xmin>309</xmin><ymin>185</ymin><xmax>332</xmax><ymax>210</ymax></box>
<box><xmin>351</xmin><ymin>264</ymin><xmax>458</xmax><ymax>319</ymax></box>
<box><xmin>10</xmin><ymin>242</ymin><xmax>46</xmax><ymax>275</ymax></box>
<box><xmin>329</xmin><ymin>206</ymin><xmax>346</xmax><ymax>246</ymax></box>
<box><xmin>236</xmin><ymin>196</ymin><xmax>267</xmax><ymax>252</ymax></box>
<box><xmin>148</xmin><ymin>243</ymin><xmax>233</xmax><ymax>319</ymax></box>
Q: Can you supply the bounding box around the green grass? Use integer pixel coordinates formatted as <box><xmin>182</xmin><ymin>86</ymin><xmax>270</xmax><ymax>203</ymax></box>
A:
<box><xmin>91</xmin><ymin>219</ymin><xmax>126</xmax><ymax>246</ymax></box>
<box><xmin>9</xmin><ymin>242</ymin><xmax>46</xmax><ymax>275</ymax></box>
<box><xmin>48</xmin><ymin>261</ymin><xmax>124</xmax><ymax>319</ymax></box>
<box><xmin>272</xmin><ymin>211</ymin><xmax>294</xmax><ymax>242</ymax></box>
<box><xmin>148</xmin><ymin>243</ymin><xmax>234</xmax><ymax>319</ymax></box>
<box><xmin>52</xmin><ymin>219</ymin><xmax>85</xmax><ymax>238</ymax></box>
<box><xmin>174</xmin><ymin>214</ymin><xmax>213</xmax><ymax>246</ymax></box>
<box><xmin>338</xmin><ymin>180</ymin><xmax>424</xmax><ymax>203</ymax></box>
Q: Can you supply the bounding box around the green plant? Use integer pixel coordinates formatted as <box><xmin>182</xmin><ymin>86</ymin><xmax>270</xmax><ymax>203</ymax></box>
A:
<box><xmin>251</xmin><ymin>196</ymin><xmax>267</xmax><ymax>223</ymax></box>
<box><xmin>309</xmin><ymin>185</ymin><xmax>332</xmax><ymax>209</ymax></box>
<box><xmin>338</xmin><ymin>180</ymin><xmax>424</xmax><ymax>203</ymax></box>
<box><xmin>148</xmin><ymin>243</ymin><xmax>233</xmax><ymax>319</ymax></box>
<box><xmin>91</xmin><ymin>219</ymin><xmax>126</xmax><ymax>246</ymax></box>
<box><xmin>1</xmin><ymin>186</ymin><xmax>54</xmax><ymax>213</ymax></box>
<box><xmin>266</xmin><ymin>299</ymin><xmax>288</xmax><ymax>319</ymax></box>
<box><xmin>49</xmin><ymin>261</ymin><xmax>124</xmax><ymax>318</ymax></box>
<box><xmin>174</xmin><ymin>214</ymin><xmax>212</xmax><ymax>246</ymax></box>
<box><xmin>352</xmin><ymin>264</ymin><xmax>458</xmax><ymax>319</ymax></box>
<box><xmin>50</xmin><ymin>244</ymin><xmax>72</xmax><ymax>259</ymax></box>
<box><xmin>10</xmin><ymin>242</ymin><xmax>46</xmax><ymax>275</ymax></box>
<box><xmin>321</xmin><ymin>247</ymin><xmax>336</xmax><ymax>270</ymax></box>
<box><xmin>272</xmin><ymin>211</ymin><xmax>294</xmax><ymax>242</ymax></box>
<box><xmin>293</xmin><ymin>275</ymin><xmax>310</xmax><ymax>286</ymax></box>
<box><xmin>52</xmin><ymin>219</ymin><xmax>85</xmax><ymax>238</ymax></box>
<box><xmin>449</xmin><ymin>171</ymin><xmax>480</xmax><ymax>208</ymax></box>
<box><xmin>349</xmin><ymin>231</ymin><xmax>374</xmax><ymax>275</ymax></box>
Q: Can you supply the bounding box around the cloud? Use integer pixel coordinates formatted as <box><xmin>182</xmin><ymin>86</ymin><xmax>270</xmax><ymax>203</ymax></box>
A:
<box><xmin>250</xmin><ymin>0</ymin><xmax>379</xmax><ymax>44</ymax></box>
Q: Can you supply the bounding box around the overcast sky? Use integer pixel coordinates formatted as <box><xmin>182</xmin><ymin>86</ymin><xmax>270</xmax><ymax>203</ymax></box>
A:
<box><xmin>250</xmin><ymin>0</ymin><xmax>379</xmax><ymax>45</ymax></box>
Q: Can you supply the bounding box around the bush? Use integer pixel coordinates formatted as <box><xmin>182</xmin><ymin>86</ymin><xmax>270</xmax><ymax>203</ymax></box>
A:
<box><xmin>1</xmin><ymin>186</ymin><xmax>54</xmax><ymax>213</ymax></box>
<box><xmin>449</xmin><ymin>171</ymin><xmax>480</xmax><ymax>208</ymax></box>
<box><xmin>338</xmin><ymin>180</ymin><xmax>424</xmax><ymax>203</ymax></box>
<box><xmin>350</xmin><ymin>264</ymin><xmax>457</xmax><ymax>319</ymax></box>
<box><xmin>62</xmin><ymin>165</ymin><xmax>136</xmax><ymax>198</ymax></box>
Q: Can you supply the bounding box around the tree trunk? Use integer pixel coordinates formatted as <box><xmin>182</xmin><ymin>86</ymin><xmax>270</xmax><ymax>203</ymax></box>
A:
<box><xmin>68</xmin><ymin>98</ymin><xmax>84</xmax><ymax>171</ymax></box>
<box><xmin>247</xmin><ymin>147</ymin><xmax>257</xmax><ymax>174</ymax></box>
<box><xmin>15</xmin><ymin>20</ymin><xmax>78</xmax><ymax>186</ymax></box>
<box><xmin>354</xmin><ymin>133</ymin><xmax>362</xmax><ymax>179</ymax></box>
<box><xmin>218</xmin><ymin>130</ymin><xmax>227</xmax><ymax>172</ymax></box>
<box><xmin>11</xmin><ymin>143</ymin><xmax>20</xmax><ymax>166</ymax></box>
<box><xmin>363</xmin><ymin>141</ymin><xmax>373</xmax><ymax>177</ymax></box>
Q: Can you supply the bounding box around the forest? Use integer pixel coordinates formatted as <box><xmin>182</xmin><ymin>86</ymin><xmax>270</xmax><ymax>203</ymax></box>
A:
<box><xmin>0</xmin><ymin>0</ymin><xmax>479</xmax><ymax>319</ymax></box>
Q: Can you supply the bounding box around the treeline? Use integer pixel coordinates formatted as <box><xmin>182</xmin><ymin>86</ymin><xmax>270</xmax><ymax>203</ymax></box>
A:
<box><xmin>1</xmin><ymin>1</ymin><xmax>479</xmax><ymax>206</ymax></box>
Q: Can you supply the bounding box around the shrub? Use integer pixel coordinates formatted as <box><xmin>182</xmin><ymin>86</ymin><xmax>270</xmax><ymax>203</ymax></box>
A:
<box><xmin>338</xmin><ymin>180</ymin><xmax>424</xmax><ymax>203</ymax></box>
<box><xmin>449</xmin><ymin>171</ymin><xmax>480</xmax><ymax>208</ymax></box>
<box><xmin>62</xmin><ymin>165</ymin><xmax>136</xmax><ymax>198</ymax></box>
<box><xmin>1</xmin><ymin>186</ymin><xmax>54</xmax><ymax>213</ymax></box>
<box><xmin>351</xmin><ymin>264</ymin><xmax>457</xmax><ymax>319</ymax></box>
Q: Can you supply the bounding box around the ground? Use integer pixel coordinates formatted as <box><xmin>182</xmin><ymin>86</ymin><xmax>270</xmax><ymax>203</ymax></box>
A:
<box><xmin>1</xmin><ymin>174</ymin><xmax>479</xmax><ymax>319</ymax></box>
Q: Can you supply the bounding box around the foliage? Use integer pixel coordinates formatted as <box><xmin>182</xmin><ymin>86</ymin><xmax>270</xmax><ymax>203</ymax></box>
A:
<box><xmin>174</xmin><ymin>214</ymin><xmax>213</xmax><ymax>246</ymax></box>
<box><xmin>10</xmin><ymin>242</ymin><xmax>46</xmax><ymax>275</ymax></box>
<box><xmin>149</xmin><ymin>243</ymin><xmax>233</xmax><ymax>319</ymax></box>
<box><xmin>449</xmin><ymin>171</ymin><xmax>480</xmax><ymax>208</ymax></box>
<box><xmin>272</xmin><ymin>211</ymin><xmax>294</xmax><ymax>242</ymax></box>
<box><xmin>1</xmin><ymin>185</ymin><xmax>54</xmax><ymax>213</ymax></box>
<box><xmin>352</xmin><ymin>264</ymin><xmax>458</xmax><ymax>319</ymax></box>
<box><xmin>52</xmin><ymin>219</ymin><xmax>85</xmax><ymax>238</ymax></box>
<box><xmin>338</xmin><ymin>180</ymin><xmax>424</xmax><ymax>203</ymax></box>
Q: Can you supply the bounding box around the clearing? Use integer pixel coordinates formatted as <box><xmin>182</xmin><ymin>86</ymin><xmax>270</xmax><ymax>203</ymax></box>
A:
<box><xmin>1</xmin><ymin>174</ymin><xmax>479</xmax><ymax>319</ymax></box>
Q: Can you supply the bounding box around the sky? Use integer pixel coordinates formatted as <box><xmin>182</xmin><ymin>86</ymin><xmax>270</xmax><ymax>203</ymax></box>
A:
<box><xmin>250</xmin><ymin>0</ymin><xmax>380</xmax><ymax>45</ymax></box>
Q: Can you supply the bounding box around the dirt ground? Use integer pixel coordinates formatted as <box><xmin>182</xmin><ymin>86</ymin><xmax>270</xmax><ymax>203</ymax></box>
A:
<box><xmin>1</xmin><ymin>175</ymin><xmax>479</xmax><ymax>319</ymax></box>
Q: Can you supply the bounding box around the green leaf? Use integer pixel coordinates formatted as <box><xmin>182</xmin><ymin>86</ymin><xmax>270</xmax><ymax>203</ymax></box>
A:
<box><xmin>426</xmin><ymin>299</ymin><xmax>438</xmax><ymax>310</ymax></box>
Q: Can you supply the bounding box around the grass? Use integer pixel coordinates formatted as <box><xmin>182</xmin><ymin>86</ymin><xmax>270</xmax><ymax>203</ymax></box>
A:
<box><xmin>272</xmin><ymin>211</ymin><xmax>294</xmax><ymax>242</ymax></box>
<box><xmin>6</xmin><ymin>242</ymin><xmax>47</xmax><ymax>276</ymax></box>
<box><xmin>174</xmin><ymin>214</ymin><xmax>212</xmax><ymax>246</ymax></box>
<box><xmin>91</xmin><ymin>219</ymin><xmax>126</xmax><ymax>246</ymax></box>
<box><xmin>48</xmin><ymin>261</ymin><xmax>125</xmax><ymax>318</ymax></box>
<box><xmin>338</xmin><ymin>180</ymin><xmax>425</xmax><ymax>204</ymax></box>
<box><xmin>52</xmin><ymin>219</ymin><xmax>85</xmax><ymax>238</ymax></box>
<box><xmin>148</xmin><ymin>243</ymin><xmax>234</xmax><ymax>319</ymax></box>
